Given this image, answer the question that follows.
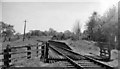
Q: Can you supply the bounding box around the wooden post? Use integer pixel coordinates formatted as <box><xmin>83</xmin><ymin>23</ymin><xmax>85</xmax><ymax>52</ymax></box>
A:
<box><xmin>23</xmin><ymin>20</ymin><xmax>27</xmax><ymax>41</ymax></box>
<box><xmin>107</xmin><ymin>43</ymin><xmax>111</xmax><ymax>60</ymax></box>
<box><xmin>44</xmin><ymin>42</ymin><xmax>49</xmax><ymax>63</ymax></box>
<box><xmin>3</xmin><ymin>44</ymin><xmax>11</xmax><ymax>68</ymax></box>
<box><xmin>40</xmin><ymin>44</ymin><xmax>44</xmax><ymax>59</ymax></box>
<box><xmin>27</xmin><ymin>45</ymin><xmax>31</xmax><ymax>59</ymax></box>
<box><xmin>36</xmin><ymin>43</ymin><xmax>39</xmax><ymax>57</ymax></box>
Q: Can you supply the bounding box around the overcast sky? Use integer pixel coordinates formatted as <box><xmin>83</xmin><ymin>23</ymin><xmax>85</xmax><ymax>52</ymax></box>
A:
<box><xmin>0</xmin><ymin>2</ymin><xmax>2</xmax><ymax>21</ymax></box>
<box><xmin>1</xmin><ymin>0</ymin><xmax>119</xmax><ymax>34</ymax></box>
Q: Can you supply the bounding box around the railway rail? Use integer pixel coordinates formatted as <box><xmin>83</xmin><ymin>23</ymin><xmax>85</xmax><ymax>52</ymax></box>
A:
<box><xmin>48</xmin><ymin>40</ymin><xmax>114</xmax><ymax>69</ymax></box>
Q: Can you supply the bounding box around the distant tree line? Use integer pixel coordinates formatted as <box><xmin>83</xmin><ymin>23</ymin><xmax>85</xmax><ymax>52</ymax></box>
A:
<box><xmin>0</xmin><ymin>21</ymin><xmax>81</xmax><ymax>42</ymax></box>
<box><xmin>25</xmin><ymin>28</ymin><xmax>80</xmax><ymax>40</ymax></box>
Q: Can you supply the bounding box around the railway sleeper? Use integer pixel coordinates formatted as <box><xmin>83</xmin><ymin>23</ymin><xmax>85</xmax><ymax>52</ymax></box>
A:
<box><xmin>76</xmin><ymin>60</ymin><xmax>92</xmax><ymax>62</ymax></box>
<box><xmin>83</xmin><ymin>67</ymin><xmax>105</xmax><ymax>69</ymax></box>
<box><xmin>67</xmin><ymin>55</ymin><xmax>86</xmax><ymax>60</ymax></box>
<box><xmin>48</xmin><ymin>51</ymin><xmax>64</xmax><ymax>59</ymax></box>
<box><xmin>78</xmin><ymin>64</ymin><xmax>101</xmax><ymax>67</ymax></box>
<box><xmin>48</xmin><ymin>58</ymin><xmax>67</xmax><ymax>61</ymax></box>
<box><xmin>76</xmin><ymin>60</ymin><xmax>106</xmax><ymax>68</ymax></box>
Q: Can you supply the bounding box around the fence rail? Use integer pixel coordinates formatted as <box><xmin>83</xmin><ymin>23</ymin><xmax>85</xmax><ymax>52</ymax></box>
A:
<box><xmin>0</xmin><ymin>41</ymin><xmax>48</xmax><ymax>69</ymax></box>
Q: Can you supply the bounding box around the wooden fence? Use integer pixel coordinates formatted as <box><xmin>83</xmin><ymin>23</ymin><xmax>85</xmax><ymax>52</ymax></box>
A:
<box><xmin>0</xmin><ymin>41</ymin><xmax>49</xmax><ymax>69</ymax></box>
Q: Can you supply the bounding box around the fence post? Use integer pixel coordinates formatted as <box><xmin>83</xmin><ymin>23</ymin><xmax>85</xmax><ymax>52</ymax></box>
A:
<box><xmin>40</xmin><ymin>43</ymin><xmax>44</xmax><ymax>59</ymax></box>
<box><xmin>27</xmin><ymin>45</ymin><xmax>31</xmax><ymax>59</ymax></box>
<box><xmin>36</xmin><ymin>43</ymin><xmax>39</xmax><ymax>57</ymax></box>
<box><xmin>44</xmin><ymin>42</ymin><xmax>49</xmax><ymax>63</ymax></box>
<box><xmin>3</xmin><ymin>44</ymin><xmax>11</xmax><ymax>68</ymax></box>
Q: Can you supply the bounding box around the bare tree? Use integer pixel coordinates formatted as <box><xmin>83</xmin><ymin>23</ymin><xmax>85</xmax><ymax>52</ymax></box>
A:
<box><xmin>72</xmin><ymin>20</ymin><xmax>82</xmax><ymax>40</ymax></box>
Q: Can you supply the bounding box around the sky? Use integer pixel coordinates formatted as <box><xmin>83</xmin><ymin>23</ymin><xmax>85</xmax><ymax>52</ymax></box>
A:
<box><xmin>0</xmin><ymin>0</ymin><xmax>119</xmax><ymax>34</ymax></box>
<box><xmin>0</xmin><ymin>1</ymin><xmax>2</xmax><ymax>21</ymax></box>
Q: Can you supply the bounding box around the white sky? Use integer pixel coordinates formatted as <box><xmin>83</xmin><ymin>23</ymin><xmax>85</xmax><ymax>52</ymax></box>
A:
<box><xmin>0</xmin><ymin>1</ymin><xmax>2</xmax><ymax>21</ymax></box>
<box><xmin>1</xmin><ymin>0</ymin><xmax>119</xmax><ymax>34</ymax></box>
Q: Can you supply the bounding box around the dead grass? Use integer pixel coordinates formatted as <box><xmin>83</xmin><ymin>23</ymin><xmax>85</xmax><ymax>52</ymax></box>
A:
<box><xmin>2</xmin><ymin>36</ymin><xmax>51</xmax><ymax>48</ymax></box>
<box><xmin>65</xmin><ymin>40</ymin><xmax>100</xmax><ymax>55</ymax></box>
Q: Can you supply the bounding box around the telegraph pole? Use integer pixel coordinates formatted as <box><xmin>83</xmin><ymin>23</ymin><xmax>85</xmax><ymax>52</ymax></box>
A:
<box><xmin>23</xmin><ymin>20</ymin><xmax>27</xmax><ymax>41</ymax></box>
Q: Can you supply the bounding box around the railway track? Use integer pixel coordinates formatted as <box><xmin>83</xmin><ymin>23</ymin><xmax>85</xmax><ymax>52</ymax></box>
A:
<box><xmin>48</xmin><ymin>41</ymin><xmax>114</xmax><ymax>69</ymax></box>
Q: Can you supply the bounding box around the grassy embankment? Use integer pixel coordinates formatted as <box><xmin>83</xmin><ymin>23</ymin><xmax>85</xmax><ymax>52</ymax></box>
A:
<box><xmin>65</xmin><ymin>39</ymin><xmax>119</xmax><ymax>67</ymax></box>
